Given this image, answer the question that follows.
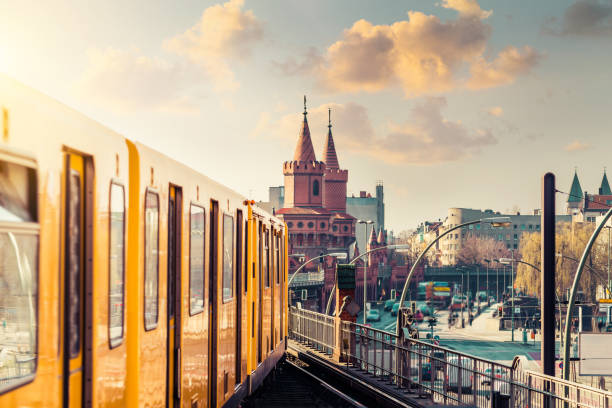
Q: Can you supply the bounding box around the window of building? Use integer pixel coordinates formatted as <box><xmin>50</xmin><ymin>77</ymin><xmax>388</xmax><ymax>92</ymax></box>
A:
<box><xmin>144</xmin><ymin>191</ymin><xmax>159</xmax><ymax>330</ymax></box>
<box><xmin>307</xmin><ymin>221</ymin><xmax>314</xmax><ymax>228</ymax></box>
<box><xmin>320</xmin><ymin>222</ymin><xmax>325</xmax><ymax>228</ymax></box>
<box><xmin>287</xmin><ymin>222</ymin><xmax>293</xmax><ymax>228</ymax></box>
<box><xmin>513</xmin><ymin>224</ymin><xmax>517</xmax><ymax>230</ymax></box>
<box><xmin>513</xmin><ymin>244</ymin><xmax>518</xmax><ymax>249</ymax></box>
<box><xmin>506</xmin><ymin>234</ymin><xmax>510</xmax><ymax>240</ymax></box>
<box><xmin>528</xmin><ymin>224</ymin><xmax>533</xmax><ymax>230</ymax></box>
<box><xmin>297</xmin><ymin>221</ymin><xmax>303</xmax><ymax>228</ymax></box>
<box><xmin>454</xmin><ymin>233</ymin><xmax>458</xmax><ymax>239</ymax></box>
<box><xmin>313</xmin><ymin>180</ymin><xmax>319</xmax><ymax>196</ymax></box>
<box><xmin>498</xmin><ymin>234</ymin><xmax>503</xmax><ymax>241</ymax></box>
<box><xmin>0</xmin><ymin>159</ymin><xmax>38</xmax><ymax>387</ymax></box>
<box><xmin>514</xmin><ymin>234</ymin><xmax>518</xmax><ymax>240</ymax></box>
<box><xmin>469</xmin><ymin>225</ymin><xmax>473</xmax><ymax>230</ymax></box>
<box><xmin>536</xmin><ymin>225</ymin><xmax>540</xmax><ymax>230</ymax></box>
<box><xmin>332</xmin><ymin>225</ymin><xmax>337</xmax><ymax>232</ymax></box>
<box><xmin>109</xmin><ymin>183</ymin><xmax>125</xmax><ymax>347</ymax></box>
<box><xmin>343</xmin><ymin>225</ymin><xmax>348</xmax><ymax>232</ymax></box>
<box><xmin>190</xmin><ymin>204</ymin><xmax>205</xmax><ymax>315</ymax></box>
<box><xmin>222</xmin><ymin>214</ymin><xmax>234</xmax><ymax>302</ymax></box>
<box><xmin>521</xmin><ymin>224</ymin><xmax>526</xmax><ymax>230</ymax></box>
<box><xmin>476</xmin><ymin>224</ymin><xmax>481</xmax><ymax>230</ymax></box>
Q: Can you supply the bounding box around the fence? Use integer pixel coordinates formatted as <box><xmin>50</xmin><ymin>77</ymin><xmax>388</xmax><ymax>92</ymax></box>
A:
<box><xmin>288</xmin><ymin>306</ymin><xmax>335</xmax><ymax>355</ymax></box>
<box><xmin>288</xmin><ymin>307</ymin><xmax>612</xmax><ymax>407</ymax></box>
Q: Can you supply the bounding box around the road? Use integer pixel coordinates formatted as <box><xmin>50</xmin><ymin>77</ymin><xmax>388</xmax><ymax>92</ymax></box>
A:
<box><xmin>360</xmin><ymin>302</ymin><xmax>544</xmax><ymax>368</ymax></box>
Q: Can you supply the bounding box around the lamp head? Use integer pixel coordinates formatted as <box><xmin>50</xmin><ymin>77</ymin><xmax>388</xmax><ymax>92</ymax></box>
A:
<box><xmin>482</xmin><ymin>217</ymin><xmax>512</xmax><ymax>228</ymax></box>
<box><xmin>330</xmin><ymin>252</ymin><xmax>348</xmax><ymax>260</ymax></box>
<box><xmin>498</xmin><ymin>258</ymin><xmax>513</xmax><ymax>265</ymax></box>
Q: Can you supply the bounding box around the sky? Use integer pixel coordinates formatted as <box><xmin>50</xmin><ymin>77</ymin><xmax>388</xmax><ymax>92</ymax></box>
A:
<box><xmin>2</xmin><ymin>0</ymin><xmax>612</xmax><ymax>233</ymax></box>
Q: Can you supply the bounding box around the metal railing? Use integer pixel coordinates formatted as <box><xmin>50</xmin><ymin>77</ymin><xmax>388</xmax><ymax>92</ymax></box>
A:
<box><xmin>289</xmin><ymin>306</ymin><xmax>335</xmax><ymax>355</ymax></box>
<box><xmin>288</xmin><ymin>307</ymin><xmax>612</xmax><ymax>407</ymax></box>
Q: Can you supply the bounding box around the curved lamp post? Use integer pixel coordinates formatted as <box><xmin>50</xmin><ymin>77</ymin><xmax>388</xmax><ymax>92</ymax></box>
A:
<box><xmin>562</xmin><ymin>207</ymin><xmax>612</xmax><ymax>381</ymax></box>
<box><xmin>395</xmin><ymin>217</ymin><xmax>511</xmax><ymax>337</ymax></box>
<box><xmin>288</xmin><ymin>252</ymin><xmax>347</xmax><ymax>287</ymax></box>
<box><xmin>324</xmin><ymin>243</ymin><xmax>410</xmax><ymax>315</ymax></box>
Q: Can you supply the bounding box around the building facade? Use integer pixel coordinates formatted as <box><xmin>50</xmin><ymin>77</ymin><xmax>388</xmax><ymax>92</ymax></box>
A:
<box><xmin>439</xmin><ymin>208</ymin><xmax>571</xmax><ymax>265</ymax></box>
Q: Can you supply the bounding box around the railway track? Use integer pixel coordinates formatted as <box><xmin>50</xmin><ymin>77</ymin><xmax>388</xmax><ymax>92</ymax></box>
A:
<box><xmin>240</xmin><ymin>357</ymin><xmax>367</xmax><ymax>408</ymax></box>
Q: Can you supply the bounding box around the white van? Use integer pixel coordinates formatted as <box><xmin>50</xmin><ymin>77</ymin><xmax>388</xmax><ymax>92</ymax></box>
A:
<box><xmin>446</xmin><ymin>357</ymin><xmax>473</xmax><ymax>393</ymax></box>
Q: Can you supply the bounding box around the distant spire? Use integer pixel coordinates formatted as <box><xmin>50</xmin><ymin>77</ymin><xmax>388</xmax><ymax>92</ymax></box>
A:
<box><xmin>568</xmin><ymin>170</ymin><xmax>583</xmax><ymax>203</ymax></box>
<box><xmin>600</xmin><ymin>168</ymin><xmax>611</xmax><ymax>195</ymax></box>
<box><xmin>293</xmin><ymin>95</ymin><xmax>316</xmax><ymax>162</ymax></box>
<box><xmin>368</xmin><ymin>226</ymin><xmax>377</xmax><ymax>245</ymax></box>
<box><xmin>323</xmin><ymin>107</ymin><xmax>340</xmax><ymax>169</ymax></box>
<box><xmin>377</xmin><ymin>227</ymin><xmax>385</xmax><ymax>245</ymax></box>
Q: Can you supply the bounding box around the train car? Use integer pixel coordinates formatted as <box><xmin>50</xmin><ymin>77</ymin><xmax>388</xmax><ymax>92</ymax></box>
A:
<box><xmin>0</xmin><ymin>74</ymin><xmax>287</xmax><ymax>407</ymax></box>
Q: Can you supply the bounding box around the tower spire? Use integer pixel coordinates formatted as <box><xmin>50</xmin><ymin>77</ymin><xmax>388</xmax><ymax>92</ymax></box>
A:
<box><xmin>323</xmin><ymin>107</ymin><xmax>340</xmax><ymax>169</ymax></box>
<box><xmin>568</xmin><ymin>169</ymin><xmax>583</xmax><ymax>203</ymax></box>
<box><xmin>293</xmin><ymin>95</ymin><xmax>316</xmax><ymax>162</ymax></box>
<box><xmin>600</xmin><ymin>167</ymin><xmax>611</xmax><ymax>195</ymax></box>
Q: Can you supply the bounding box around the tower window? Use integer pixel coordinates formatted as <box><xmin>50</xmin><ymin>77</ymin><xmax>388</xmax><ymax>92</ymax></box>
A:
<box><xmin>313</xmin><ymin>180</ymin><xmax>319</xmax><ymax>196</ymax></box>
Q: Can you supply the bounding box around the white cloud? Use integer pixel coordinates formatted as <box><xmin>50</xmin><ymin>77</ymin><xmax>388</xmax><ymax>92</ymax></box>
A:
<box><xmin>280</xmin><ymin>1</ymin><xmax>538</xmax><ymax>96</ymax></box>
<box><xmin>564</xmin><ymin>140</ymin><xmax>591</xmax><ymax>151</ymax></box>
<box><xmin>75</xmin><ymin>47</ymin><xmax>201</xmax><ymax>113</ymax></box>
<box><xmin>487</xmin><ymin>106</ymin><xmax>504</xmax><ymax>117</ymax></box>
<box><xmin>468</xmin><ymin>46</ymin><xmax>541</xmax><ymax>89</ymax></box>
<box><xmin>164</xmin><ymin>0</ymin><xmax>263</xmax><ymax>91</ymax></box>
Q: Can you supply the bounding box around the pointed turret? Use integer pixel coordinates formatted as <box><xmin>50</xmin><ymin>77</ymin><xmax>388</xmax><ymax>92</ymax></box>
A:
<box><xmin>568</xmin><ymin>170</ymin><xmax>583</xmax><ymax>203</ymax></box>
<box><xmin>368</xmin><ymin>226</ymin><xmax>377</xmax><ymax>246</ymax></box>
<box><xmin>323</xmin><ymin>108</ymin><xmax>339</xmax><ymax>169</ymax></box>
<box><xmin>600</xmin><ymin>169</ymin><xmax>611</xmax><ymax>195</ymax></box>
<box><xmin>377</xmin><ymin>227</ymin><xmax>385</xmax><ymax>245</ymax></box>
<box><xmin>293</xmin><ymin>96</ymin><xmax>317</xmax><ymax>162</ymax></box>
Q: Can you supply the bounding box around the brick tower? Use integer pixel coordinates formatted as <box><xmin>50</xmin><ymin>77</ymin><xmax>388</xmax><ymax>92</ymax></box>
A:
<box><xmin>283</xmin><ymin>96</ymin><xmax>325</xmax><ymax>208</ymax></box>
<box><xmin>322</xmin><ymin>108</ymin><xmax>349</xmax><ymax>212</ymax></box>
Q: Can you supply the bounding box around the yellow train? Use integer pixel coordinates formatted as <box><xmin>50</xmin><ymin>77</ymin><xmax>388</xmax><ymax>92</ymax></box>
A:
<box><xmin>0</xmin><ymin>75</ymin><xmax>288</xmax><ymax>407</ymax></box>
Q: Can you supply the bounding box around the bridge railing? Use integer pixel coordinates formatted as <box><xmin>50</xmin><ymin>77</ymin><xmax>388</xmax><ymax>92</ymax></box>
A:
<box><xmin>288</xmin><ymin>306</ymin><xmax>335</xmax><ymax>355</ymax></box>
<box><xmin>288</xmin><ymin>307</ymin><xmax>612</xmax><ymax>407</ymax></box>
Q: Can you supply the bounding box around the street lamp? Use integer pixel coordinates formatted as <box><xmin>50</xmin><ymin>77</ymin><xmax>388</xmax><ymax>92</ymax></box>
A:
<box><xmin>287</xmin><ymin>252</ymin><xmax>347</xmax><ymax>286</ymax></box>
<box><xmin>396</xmin><ymin>216</ymin><xmax>511</xmax><ymax>337</ymax></box>
<box><xmin>324</xmin><ymin>243</ymin><xmax>410</xmax><ymax>315</ymax></box>
<box><xmin>563</xmin><ymin>207</ymin><xmax>612</xmax><ymax>380</ymax></box>
<box><xmin>358</xmin><ymin>219</ymin><xmax>375</xmax><ymax>324</ymax></box>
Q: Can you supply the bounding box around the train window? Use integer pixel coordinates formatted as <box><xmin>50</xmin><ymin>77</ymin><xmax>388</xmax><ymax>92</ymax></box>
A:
<box><xmin>189</xmin><ymin>205</ymin><xmax>205</xmax><ymax>315</ymax></box>
<box><xmin>222</xmin><ymin>214</ymin><xmax>234</xmax><ymax>302</ymax></box>
<box><xmin>144</xmin><ymin>191</ymin><xmax>159</xmax><ymax>330</ymax></box>
<box><xmin>264</xmin><ymin>230</ymin><xmax>270</xmax><ymax>287</ymax></box>
<box><xmin>275</xmin><ymin>235</ymin><xmax>280</xmax><ymax>285</ymax></box>
<box><xmin>0</xmin><ymin>160</ymin><xmax>38</xmax><ymax>390</ymax></box>
<box><xmin>109</xmin><ymin>183</ymin><xmax>125</xmax><ymax>347</ymax></box>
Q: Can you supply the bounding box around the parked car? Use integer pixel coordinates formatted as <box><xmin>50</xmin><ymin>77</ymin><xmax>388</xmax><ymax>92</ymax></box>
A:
<box><xmin>366</xmin><ymin>309</ymin><xmax>381</xmax><ymax>322</ymax></box>
<box><xmin>414</xmin><ymin>310</ymin><xmax>424</xmax><ymax>323</ymax></box>
<box><xmin>450</xmin><ymin>295</ymin><xmax>466</xmax><ymax>311</ymax></box>
<box><xmin>384</xmin><ymin>299</ymin><xmax>396</xmax><ymax>311</ymax></box>
<box><xmin>391</xmin><ymin>301</ymin><xmax>410</xmax><ymax>316</ymax></box>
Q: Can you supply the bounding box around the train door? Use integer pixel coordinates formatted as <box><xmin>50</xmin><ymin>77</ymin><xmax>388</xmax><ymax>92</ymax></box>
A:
<box><xmin>62</xmin><ymin>153</ymin><xmax>94</xmax><ymax>408</ymax></box>
<box><xmin>257</xmin><ymin>221</ymin><xmax>263</xmax><ymax>364</ymax></box>
<box><xmin>209</xmin><ymin>200</ymin><xmax>219</xmax><ymax>407</ymax></box>
<box><xmin>235</xmin><ymin>210</ymin><xmax>243</xmax><ymax>383</ymax></box>
<box><xmin>166</xmin><ymin>185</ymin><xmax>182</xmax><ymax>408</ymax></box>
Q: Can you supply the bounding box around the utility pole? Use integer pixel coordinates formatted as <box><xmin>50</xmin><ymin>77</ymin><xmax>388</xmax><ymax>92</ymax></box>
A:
<box><xmin>542</xmin><ymin>173</ymin><xmax>556</xmax><ymax>377</ymax></box>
